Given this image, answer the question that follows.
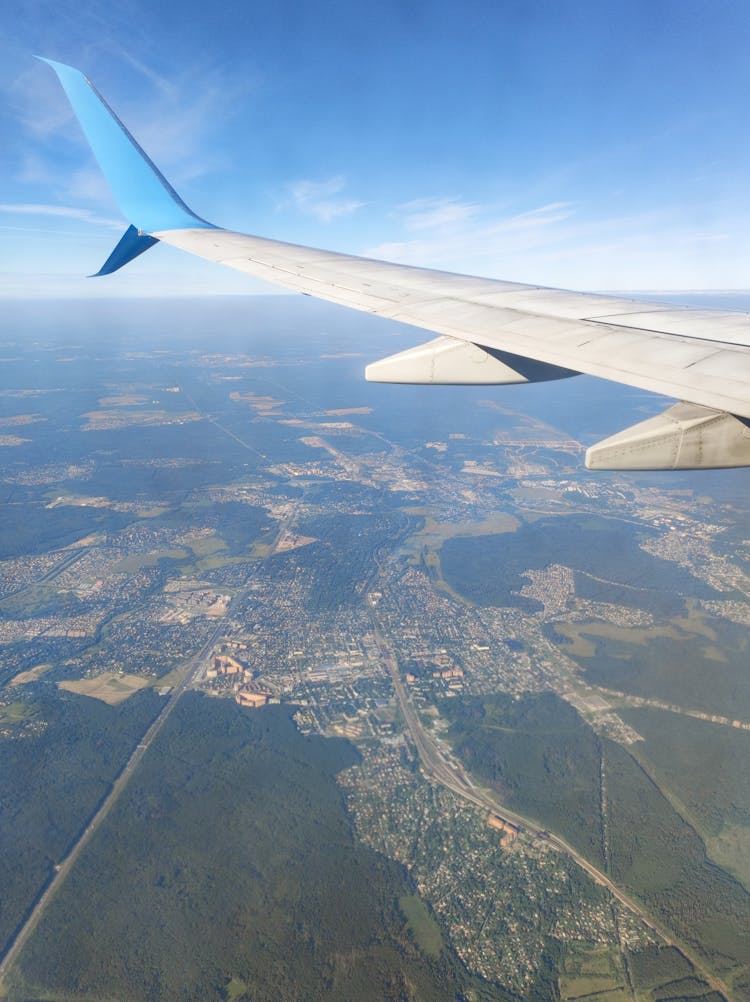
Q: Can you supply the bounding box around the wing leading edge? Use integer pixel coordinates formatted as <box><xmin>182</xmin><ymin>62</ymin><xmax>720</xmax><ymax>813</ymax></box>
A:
<box><xmin>42</xmin><ymin>58</ymin><xmax>750</xmax><ymax>471</ymax></box>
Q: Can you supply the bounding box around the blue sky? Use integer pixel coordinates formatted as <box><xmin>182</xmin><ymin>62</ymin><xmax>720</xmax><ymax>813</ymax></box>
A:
<box><xmin>3</xmin><ymin>0</ymin><xmax>750</xmax><ymax>297</ymax></box>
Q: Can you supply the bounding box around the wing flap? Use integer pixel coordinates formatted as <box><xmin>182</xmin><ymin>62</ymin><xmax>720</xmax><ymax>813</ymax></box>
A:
<box><xmin>366</xmin><ymin>336</ymin><xmax>578</xmax><ymax>385</ymax></box>
<box><xmin>591</xmin><ymin>309</ymin><xmax>750</xmax><ymax>343</ymax></box>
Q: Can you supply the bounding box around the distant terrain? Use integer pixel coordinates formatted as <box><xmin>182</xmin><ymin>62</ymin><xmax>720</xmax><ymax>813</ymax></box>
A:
<box><xmin>1</xmin><ymin>296</ymin><xmax>749</xmax><ymax>1001</ymax></box>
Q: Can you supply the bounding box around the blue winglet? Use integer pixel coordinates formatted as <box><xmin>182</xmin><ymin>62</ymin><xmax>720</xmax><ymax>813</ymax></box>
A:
<box><xmin>91</xmin><ymin>224</ymin><xmax>160</xmax><ymax>276</ymax></box>
<box><xmin>38</xmin><ymin>57</ymin><xmax>216</xmax><ymax>236</ymax></box>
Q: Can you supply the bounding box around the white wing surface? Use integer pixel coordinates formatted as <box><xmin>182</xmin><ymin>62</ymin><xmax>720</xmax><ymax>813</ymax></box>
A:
<box><xmin>42</xmin><ymin>58</ymin><xmax>750</xmax><ymax>471</ymax></box>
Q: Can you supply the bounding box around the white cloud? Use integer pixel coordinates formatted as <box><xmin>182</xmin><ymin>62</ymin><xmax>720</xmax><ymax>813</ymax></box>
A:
<box><xmin>287</xmin><ymin>176</ymin><xmax>364</xmax><ymax>223</ymax></box>
<box><xmin>365</xmin><ymin>199</ymin><xmax>576</xmax><ymax>269</ymax></box>
<box><xmin>492</xmin><ymin>202</ymin><xmax>575</xmax><ymax>232</ymax></box>
<box><xmin>9</xmin><ymin>62</ymin><xmax>75</xmax><ymax>140</ymax></box>
<box><xmin>0</xmin><ymin>203</ymin><xmax>122</xmax><ymax>227</ymax></box>
<box><xmin>359</xmin><ymin>194</ymin><xmax>750</xmax><ymax>290</ymax></box>
<box><xmin>676</xmin><ymin>230</ymin><xmax>729</xmax><ymax>245</ymax></box>
<box><xmin>396</xmin><ymin>197</ymin><xmax>480</xmax><ymax>231</ymax></box>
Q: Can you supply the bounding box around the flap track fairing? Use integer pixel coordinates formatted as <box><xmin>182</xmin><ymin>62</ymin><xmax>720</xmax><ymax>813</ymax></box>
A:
<box><xmin>586</xmin><ymin>402</ymin><xmax>750</xmax><ymax>470</ymax></box>
<box><xmin>365</xmin><ymin>335</ymin><xmax>578</xmax><ymax>385</ymax></box>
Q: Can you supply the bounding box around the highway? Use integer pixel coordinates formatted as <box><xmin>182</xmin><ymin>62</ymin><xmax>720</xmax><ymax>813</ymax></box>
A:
<box><xmin>0</xmin><ymin>466</ymin><xmax>307</xmax><ymax>991</ymax></box>
<box><xmin>0</xmin><ymin>585</ymin><xmax>734</xmax><ymax>1001</ymax></box>
<box><xmin>0</xmin><ymin>398</ymin><xmax>299</xmax><ymax>989</ymax></box>
<box><xmin>0</xmin><ymin>620</ymin><xmax>224</xmax><ymax>990</ymax></box>
<box><xmin>372</xmin><ymin>624</ymin><xmax>734</xmax><ymax>1002</ymax></box>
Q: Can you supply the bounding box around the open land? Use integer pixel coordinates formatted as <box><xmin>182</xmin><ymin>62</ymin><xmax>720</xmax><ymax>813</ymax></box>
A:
<box><xmin>58</xmin><ymin>672</ymin><xmax>152</xmax><ymax>704</ymax></box>
<box><xmin>0</xmin><ymin>298</ymin><xmax>749</xmax><ymax>1001</ymax></box>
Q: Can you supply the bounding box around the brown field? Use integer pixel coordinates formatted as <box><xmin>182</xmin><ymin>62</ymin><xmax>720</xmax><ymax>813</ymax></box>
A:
<box><xmin>0</xmin><ymin>414</ymin><xmax>45</xmax><ymax>427</ymax></box>
<box><xmin>229</xmin><ymin>391</ymin><xmax>283</xmax><ymax>414</ymax></box>
<box><xmin>46</xmin><ymin>495</ymin><xmax>109</xmax><ymax>510</ymax></box>
<box><xmin>82</xmin><ymin>409</ymin><xmax>201</xmax><ymax>431</ymax></box>
<box><xmin>62</xmin><ymin>533</ymin><xmax>105</xmax><ymax>549</ymax></box>
<box><xmin>186</xmin><ymin>534</ymin><xmax>227</xmax><ymax>558</ymax></box>
<box><xmin>113</xmin><ymin>548</ymin><xmax>189</xmax><ymax>572</ymax></box>
<box><xmin>11</xmin><ymin>664</ymin><xmax>54</xmax><ymax>685</ymax></box>
<box><xmin>155</xmin><ymin>663</ymin><xmax>193</xmax><ymax>688</ymax></box>
<box><xmin>400</xmin><ymin>509</ymin><xmax>521</xmax><ymax>552</ymax></box>
<box><xmin>276</xmin><ymin>533</ymin><xmax>317</xmax><ymax>553</ymax></box>
<box><xmin>97</xmin><ymin>394</ymin><xmax>150</xmax><ymax>406</ymax></box>
<box><xmin>558</xmin><ymin>974</ymin><xmax>624</xmax><ymax>999</ymax></box>
<box><xmin>556</xmin><ymin>604</ymin><xmax>717</xmax><ymax>658</ymax></box>
<box><xmin>58</xmin><ymin>672</ymin><xmax>151</xmax><ymax>705</ymax></box>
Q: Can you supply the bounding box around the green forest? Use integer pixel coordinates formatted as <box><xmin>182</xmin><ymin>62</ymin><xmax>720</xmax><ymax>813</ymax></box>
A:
<box><xmin>0</xmin><ymin>688</ymin><xmax>163</xmax><ymax>957</ymax></box>
<box><xmin>441</xmin><ymin>692</ymin><xmax>606</xmax><ymax>866</ymax></box>
<box><xmin>6</xmin><ymin>696</ymin><xmax>510</xmax><ymax>1002</ymax></box>
<box><xmin>440</xmin><ymin>692</ymin><xmax>750</xmax><ymax>999</ymax></box>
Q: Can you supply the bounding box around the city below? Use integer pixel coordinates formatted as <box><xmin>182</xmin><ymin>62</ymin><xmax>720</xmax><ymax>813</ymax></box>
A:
<box><xmin>0</xmin><ymin>298</ymin><xmax>749</xmax><ymax>1002</ymax></box>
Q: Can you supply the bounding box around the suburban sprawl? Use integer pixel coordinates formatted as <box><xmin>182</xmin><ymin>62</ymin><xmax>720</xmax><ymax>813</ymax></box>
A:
<box><xmin>1</xmin><ymin>300</ymin><xmax>749</xmax><ymax>1001</ymax></box>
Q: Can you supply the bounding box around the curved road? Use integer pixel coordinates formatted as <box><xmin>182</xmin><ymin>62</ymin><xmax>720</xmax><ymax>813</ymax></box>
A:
<box><xmin>373</xmin><ymin>624</ymin><xmax>733</xmax><ymax>1002</ymax></box>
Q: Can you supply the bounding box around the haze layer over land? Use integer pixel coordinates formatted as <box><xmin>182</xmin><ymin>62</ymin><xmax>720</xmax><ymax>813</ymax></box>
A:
<box><xmin>0</xmin><ymin>297</ymin><xmax>749</xmax><ymax>1002</ymax></box>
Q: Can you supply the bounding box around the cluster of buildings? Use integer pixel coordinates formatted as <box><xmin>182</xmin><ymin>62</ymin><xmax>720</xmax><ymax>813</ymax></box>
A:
<box><xmin>5</xmin><ymin>376</ymin><xmax>748</xmax><ymax>997</ymax></box>
<box><xmin>205</xmin><ymin>650</ymin><xmax>274</xmax><ymax>708</ymax></box>
<box><xmin>159</xmin><ymin>585</ymin><xmax>230</xmax><ymax>624</ymax></box>
<box><xmin>339</xmin><ymin>740</ymin><xmax>641</xmax><ymax>994</ymax></box>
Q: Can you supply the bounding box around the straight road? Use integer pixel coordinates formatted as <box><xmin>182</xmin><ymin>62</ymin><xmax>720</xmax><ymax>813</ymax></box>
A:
<box><xmin>0</xmin><ymin>393</ymin><xmax>288</xmax><ymax>989</ymax></box>
<box><xmin>0</xmin><ymin>620</ymin><xmax>224</xmax><ymax>990</ymax></box>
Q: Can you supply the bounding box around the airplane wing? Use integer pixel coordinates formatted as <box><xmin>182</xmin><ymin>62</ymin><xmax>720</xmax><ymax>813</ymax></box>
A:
<box><xmin>41</xmin><ymin>58</ymin><xmax>750</xmax><ymax>471</ymax></box>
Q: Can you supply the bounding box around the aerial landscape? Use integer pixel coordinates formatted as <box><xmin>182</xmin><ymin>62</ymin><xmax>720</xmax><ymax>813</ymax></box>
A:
<box><xmin>0</xmin><ymin>295</ymin><xmax>749</xmax><ymax>1000</ymax></box>
<box><xmin>4</xmin><ymin>1</ymin><xmax>750</xmax><ymax>1000</ymax></box>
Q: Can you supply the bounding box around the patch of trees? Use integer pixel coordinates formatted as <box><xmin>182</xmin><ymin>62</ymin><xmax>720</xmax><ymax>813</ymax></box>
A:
<box><xmin>0</xmin><ymin>505</ymin><xmax>133</xmax><ymax>560</ymax></box>
<box><xmin>440</xmin><ymin>514</ymin><xmax>715</xmax><ymax>612</ymax></box>
<box><xmin>581</xmin><ymin>624</ymin><xmax>750</xmax><ymax>722</ymax></box>
<box><xmin>442</xmin><ymin>692</ymin><xmax>606</xmax><ymax>868</ymax></box>
<box><xmin>9</xmin><ymin>697</ymin><xmax>507</xmax><ymax>1002</ymax></box>
<box><xmin>606</xmin><ymin>739</ymin><xmax>750</xmax><ymax>974</ymax></box>
<box><xmin>619</xmin><ymin>707</ymin><xmax>750</xmax><ymax>838</ymax></box>
<box><xmin>279</xmin><ymin>511</ymin><xmax>412</xmax><ymax>613</ymax></box>
<box><xmin>0</xmin><ymin>687</ymin><xmax>163</xmax><ymax>957</ymax></box>
<box><xmin>628</xmin><ymin>946</ymin><xmax>695</xmax><ymax>990</ymax></box>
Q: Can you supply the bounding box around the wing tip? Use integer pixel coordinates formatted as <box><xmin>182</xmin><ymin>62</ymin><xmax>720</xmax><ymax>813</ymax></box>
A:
<box><xmin>37</xmin><ymin>55</ymin><xmax>215</xmax><ymax>237</ymax></box>
<box><xmin>34</xmin><ymin>56</ymin><xmax>89</xmax><ymax>84</ymax></box>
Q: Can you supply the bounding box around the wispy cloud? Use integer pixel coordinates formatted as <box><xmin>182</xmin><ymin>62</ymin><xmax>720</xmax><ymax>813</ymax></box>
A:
<box><xmin>676</xmin><ymin>230</ymin><xmax>729</xmax><ymax>244</ymax></box>
<box><xmin>365</xmin><ymin>200</ymin><xmax>576</xmax><ymax>268</ymax></box>
<box><xmin>115</xmin><ymin>51</ymin><xmax>179</xmax><ymax>100</ymax></box>
<box><xmin>286</xmin><ymin>176</ymin><xmax>364</xmax><ymax>223</ymax></box>
<box><xmin>128</xmin><ymin>67</ymin><xmax>256</xmax><ymax>184</ymax></box>
<box><xmin>364</xmin><ymin>193</ymin><xmax>750</xmax><ymax>290</ymax></box>
<box><xmin>9</xmin><ymin>62</ymin><xmax>76</xmax><ymax>140</ymax></box>
<box><xmin>0</xmin><ymin>203</ymin><xmax>122</xmax><ymax>227</ymax></box>
<box><xmin>397</xmin><ymin>197</ymin><xmax>480</xmax><ymax>231</ymax></box>
<box><xmin>494</xmin><ymin>202</ymin><xmax>574</xmax><ymax>232</ymax></box>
